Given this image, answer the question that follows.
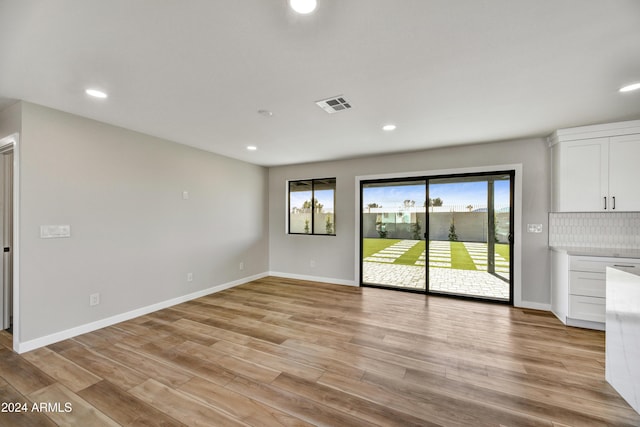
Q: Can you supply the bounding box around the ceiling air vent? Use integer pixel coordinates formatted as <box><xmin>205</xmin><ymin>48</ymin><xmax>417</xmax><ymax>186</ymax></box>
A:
<box><xmin>315</xmin><ymin>95</ymin><xmax>352</xmax><ymax>114</ymax></box>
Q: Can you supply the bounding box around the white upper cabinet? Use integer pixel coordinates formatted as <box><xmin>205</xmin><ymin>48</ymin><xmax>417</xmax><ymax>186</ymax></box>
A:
<box><xmin>608</xmin><ymin>134</ymin><xmax>640</xmax><ymax>212</ymax></box>
<box><xmin>552</xmin><ymin>138</ymin><xmax>608</xmax><ymax>212</ymax></box>
<box><xmin>550</xmin><ymin>120</ymin><xmax>640</xmax><ymax>212</ymax></box>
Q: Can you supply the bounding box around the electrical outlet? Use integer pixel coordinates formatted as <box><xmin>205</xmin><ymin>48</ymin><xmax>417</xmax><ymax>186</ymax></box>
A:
<box><xmin>239</xmin><ymin>262</ymin><xmax>244</xmax><ymax>271</ymax></box>
<box><xmin>310</xmin><ymin>260</ymin><xmax>316</xmax><ymax>268</ymax></box>
<box><xmin>527</xmin><ymin>224</ymin><xmax>543</xmax><ymax>233</ymax></box>
<box><xmin>187</xmin><ymin>272</ymin><xmax>193</xmax><ymax>282</ymax></box>
<box><xmin>90</xmin><ymin>293</ymin><xmax>100</xmax><ymax>306</ymax></box>
<box><xmin>40</xmin><ymin>225</ymin><xmax>71</xmax><ymax>239</ymax></box>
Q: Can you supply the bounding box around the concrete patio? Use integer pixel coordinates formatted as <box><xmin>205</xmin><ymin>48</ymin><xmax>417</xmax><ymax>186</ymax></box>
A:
<box><xmin>362</xmin><ymin>239</ymin><xmax>510</xmax><ymax>300</ymax></box>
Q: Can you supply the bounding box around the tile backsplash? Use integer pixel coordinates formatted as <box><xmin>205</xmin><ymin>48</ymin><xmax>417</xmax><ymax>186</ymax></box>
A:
<box><xmin>549</xmin><ymin>212</ymin><xmax>640</xmax><ymax>248</ymax></box>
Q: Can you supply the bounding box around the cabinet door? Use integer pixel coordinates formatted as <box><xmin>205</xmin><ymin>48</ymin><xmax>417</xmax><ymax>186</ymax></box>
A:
<box><xmin>609</xmin><ymin>134</ymin><xmax>640</xmax><ymax>211</ymax></box>
<box><xmin>556</xmin><ymin>138</ymin><xmax>608</xmax><ymax>212</ymax></box>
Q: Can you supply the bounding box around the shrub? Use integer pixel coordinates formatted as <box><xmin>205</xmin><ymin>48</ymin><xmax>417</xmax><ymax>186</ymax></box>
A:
<box><xmin>376</xmin><ymin>221</ymin><xmax>388</xmax><ymax>238</ymax></box>
<box><xmin>411</xmin><ymin>220</ymin><xmax>422</xmax><ymax>240</ymax></box>
<box><xmin>448</xmin><ymin>218</ymin><xmax>458</xmax><ymax>241</ymax></box>
<box><xmin>325</xmin><ymin>216</ymin><xmax>334</xmax><ymax>234</ymax></box>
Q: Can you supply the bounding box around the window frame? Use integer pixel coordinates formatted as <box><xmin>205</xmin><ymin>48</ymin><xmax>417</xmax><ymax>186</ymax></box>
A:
<box><xmin>288</xmin><ymin>177</ymin><xmax>336</xmax><ymax>236</ymax></box>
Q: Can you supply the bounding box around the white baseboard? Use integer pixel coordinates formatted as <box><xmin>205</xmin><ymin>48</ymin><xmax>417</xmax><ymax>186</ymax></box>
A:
<box><xmin>550</xmin><ymin>310</ymin><xmax>605</xmax><ymax>331</ymax></box>
<box><xmin>516</xmin><ymin>300</ymin><xmax>552</xmax><ymax>311</ymax></box>
<box><xmin>16</xmin><ymin>272</ymin><xmax>552</xmax><ymax>353</ymax></box>
<box><xmin>268</xmin><ymin>271</ymin><xmax>358</xmax><ymax>287</ymax></box>
<box><xmin>567</xmin><ymin>317</ymin><xmax>605</xmax><ymax>331</ymax></box>
<box><xmin>16</xmin><ymin>272</ymin><xmax>269</xmax><ymax>354</ymax></box>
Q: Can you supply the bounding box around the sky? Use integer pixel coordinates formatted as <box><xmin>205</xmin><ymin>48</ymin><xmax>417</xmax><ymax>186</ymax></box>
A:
<box><xmin>362</xmin><ymin>180</ymin><xmax>511</xmax><ymax>209</ymax></box>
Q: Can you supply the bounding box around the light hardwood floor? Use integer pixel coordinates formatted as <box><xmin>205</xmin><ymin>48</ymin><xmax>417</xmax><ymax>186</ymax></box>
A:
<box><xmin>1</xmin><ymin>276</ymin><xmax>639</xmax><ymax>426</ymax></box>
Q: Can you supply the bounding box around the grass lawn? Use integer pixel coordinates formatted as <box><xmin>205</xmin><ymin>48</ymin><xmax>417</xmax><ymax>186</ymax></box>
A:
<box><xmin>396</xmin><ymin>240</ymin><xmax>426</xmax><ymax>265</ymax></box>
<box><xmin>495</xmin><ymin>243</ymin><xmax>510</xmax><ymax>261</ymax></box>
<box><xmin>362</xmin><ymin>238</ymin><xmax>401</xmax><ymax>258</ymax></box>
<box><xmin>450</xmin><ymin>242</ymin><xmax>476</xmax><ymax>270</ymax></box>
<box><xmin>362</xmin><ymin>238</ymin><xmax>510</xmax><ymax>270</ymax></box>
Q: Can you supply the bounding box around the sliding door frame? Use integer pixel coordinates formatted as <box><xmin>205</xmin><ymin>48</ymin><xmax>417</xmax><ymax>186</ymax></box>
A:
<box><xmin>424</xmin><ymin>170</ymin><xmax>515</xmax><ymax>304</ymax></box>
<box><xmin>356</xmin><ymin>164</ymin><xmax>522</xmax><ymax>306</ymax></box>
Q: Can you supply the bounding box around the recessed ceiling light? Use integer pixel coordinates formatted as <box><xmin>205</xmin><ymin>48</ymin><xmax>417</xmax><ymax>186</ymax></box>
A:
<box><xmin>257</xmin><ymin>109</ymin><xmax>273</xmax><ymax>117</ymax></box>
<box><xmin>619</xmin><ymin>82</ymin><xmax>640</xmax><ymax>93</ymax></box>
<box><xmin>289</xmin><ymin>0</ymin><xmax>317</xmax><ymax>14</ymax></box>
<box><xmin>382</xmin><ymin>124</ymin><xmax>397</xmax><ymax>131</ymax></box>
<box><xmin>246</xmin><ymin>146</ymin><xmax>258</xmax><ymax>151</ymax></box>
<box><xmin>85</xmin><ymin>88</ymin><xmax>108</xmax><ymax>99</ymax></box>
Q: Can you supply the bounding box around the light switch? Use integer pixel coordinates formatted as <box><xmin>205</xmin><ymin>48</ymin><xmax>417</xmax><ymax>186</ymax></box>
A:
<box><xmin>527</xmin><ymin>224</ymin><xmax>543</xmax><ymax>233</ymax></box>
<box><xmin>182</xmin><ymin>191</ymin><xmax>189</xmax><ymax>200</ymax></box>
<box><xmin>40</xmin><ymin>225</ymin><xmax>71</xmax><ymax>239</ymax></box>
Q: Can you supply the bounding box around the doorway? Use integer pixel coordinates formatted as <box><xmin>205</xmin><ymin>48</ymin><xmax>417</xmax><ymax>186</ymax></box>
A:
<box><xmin>0</xmin><ymin>145</ymin><xmax>13</xmax><ymax>332</ymax></box>
<box><xmin>360</xmin><ymin>171</ymin><xmax>514</xmax><ymax>303</ymax></box>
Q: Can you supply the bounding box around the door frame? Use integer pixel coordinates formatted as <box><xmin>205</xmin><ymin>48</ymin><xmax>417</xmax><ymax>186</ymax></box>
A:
<box><xmin>0</xmin><ymin>133</ymin><xmax>19</xmax><ymax>352</ymax></box>
<box><xmin>355</xmin><ymin>164</ymin><xmax>523</xmax><ymax>306</ymax></box>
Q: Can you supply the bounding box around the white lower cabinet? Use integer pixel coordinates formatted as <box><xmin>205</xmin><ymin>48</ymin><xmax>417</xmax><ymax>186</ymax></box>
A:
<box><xmin>569</xmin><ymin>295</ymin><xmax>605</xmax><ymax>323</ymax></box>
<box><xmin>551</xmin><ymin>251</ymin><xmax>640</xmax><ymax>330</ymax></box>
<box><xmin>569</xmin><ymin>271</ymin><xmax>606</xmax><ymax>297</ymax></box>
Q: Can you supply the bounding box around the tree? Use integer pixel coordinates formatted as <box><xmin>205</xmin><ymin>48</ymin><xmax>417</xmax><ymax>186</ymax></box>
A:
<box><xmin>302</xmin><ymin>198</ymin><xmax>324</xmax><ymax>212</ymax></box>
<box><xmin>366</xmin><ymin>202</ymin><xmax>381</xmax><ymax>213</ymax></box>
<box><xmin>466</xmin><ymin>205</ymin><xmax>473</xmax><ymax>212</ymax></box>
<box><xmin>448</xmin><ymin>218</ymin><xmax>458</xmax><ymax>241</ymax></box>
<box><xmin>426</xmin><ymin>197</ymin><xmax>444</xmax><ymax>212</ymax></box>
<box><xmin>403</xmin><ymin>200</ymin><xmax>415</xmax><ymax>208</ymax></box>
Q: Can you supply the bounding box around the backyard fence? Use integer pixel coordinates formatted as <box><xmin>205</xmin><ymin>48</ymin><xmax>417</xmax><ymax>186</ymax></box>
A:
<box><xmin>362</xmin><ymin>211</ymin><xmax>510</xmax><ymax>242</ymax></box>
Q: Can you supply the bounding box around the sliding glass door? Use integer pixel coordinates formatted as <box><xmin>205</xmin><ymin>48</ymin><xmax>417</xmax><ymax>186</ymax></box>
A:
<box><xmin>426</xmin><ymin>173</ymin><xmax>512</xmax><ymax>301</ymax></box>
<box><xmin>361</xmin><ymin>179</ymin><xmax>426</xmax><ymax>290</ymax></box>
<box><xmin>360</xmin><ymin>171</ymin><xmax>514</xmax><ymax>303</ymax></box>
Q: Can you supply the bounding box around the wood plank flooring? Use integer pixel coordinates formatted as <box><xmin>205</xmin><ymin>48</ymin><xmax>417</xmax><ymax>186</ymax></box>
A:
<box><xmin>1</xmin><ymin>276</ymin><xmax>639</xmax><ymax>426</ymax></box>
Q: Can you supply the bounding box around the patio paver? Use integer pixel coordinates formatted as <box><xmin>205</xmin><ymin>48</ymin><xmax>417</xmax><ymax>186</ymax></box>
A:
<box><xmin>362</xmin><ymin>239</ymin><xmax>510</xmax><ymax>300</ymax></box>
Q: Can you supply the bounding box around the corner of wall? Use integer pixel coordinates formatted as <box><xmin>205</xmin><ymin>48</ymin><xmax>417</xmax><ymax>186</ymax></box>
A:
<box><xmin>0</xmin><ymin>101</ymin><xmax>22</xmax><ymax>138</ymax></box>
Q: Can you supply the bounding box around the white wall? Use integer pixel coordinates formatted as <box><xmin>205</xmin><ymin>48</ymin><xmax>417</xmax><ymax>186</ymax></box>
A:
<box><xmin>10</xmin><ymin>102</ymin><xmax>268</xmax><ymax>347</ymax></box>
<box><xmin>269</xmin><ymin>137</ymin><xmax>551</xmax><ymax>306</ymax></box>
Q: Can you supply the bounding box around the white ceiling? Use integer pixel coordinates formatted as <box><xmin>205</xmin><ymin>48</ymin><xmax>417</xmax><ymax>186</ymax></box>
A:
<box><xmin>1</xmin><ymin>0</ymin><xmax>639</xmax><ymax>167</ymax></box>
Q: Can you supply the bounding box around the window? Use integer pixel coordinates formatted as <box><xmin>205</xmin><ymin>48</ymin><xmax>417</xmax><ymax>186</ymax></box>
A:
<box><xmin>288</xmin><ymin>178</ymin><xmax>336</xmax><ymax>235</ymax></box>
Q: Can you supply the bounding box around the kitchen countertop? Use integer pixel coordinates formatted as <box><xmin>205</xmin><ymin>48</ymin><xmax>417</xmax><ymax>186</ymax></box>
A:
<box><xmin>606</xmin><ymin>266</ymin><xmax>640</xmax><ymax>414</ymax></box>
<box><xmin>550</xmin><ymin>246</ymin><xmax>640</xmax><ymax>259</ymax></box>
<box><xmin>610</xmin><ymin>265</ymin><xmax>640</xmax><ymax>277</ymax></box>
